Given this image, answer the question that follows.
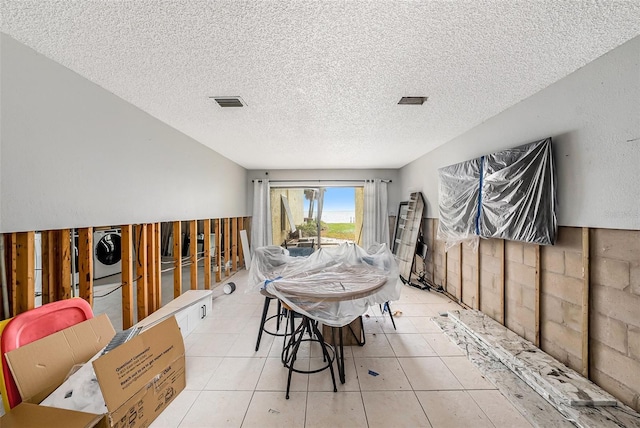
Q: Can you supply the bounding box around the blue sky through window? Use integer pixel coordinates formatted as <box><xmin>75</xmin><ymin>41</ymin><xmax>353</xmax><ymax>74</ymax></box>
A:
<box><xmin>304</xmin><ymin>187</ymin><xmax>356</xmax><ymax>223</ymax></box>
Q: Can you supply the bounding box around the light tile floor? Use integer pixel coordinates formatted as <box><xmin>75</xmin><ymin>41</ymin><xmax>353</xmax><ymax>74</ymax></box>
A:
<box><xmin>144</xmin><ymin>269</ymin><xmax>534</xmax><ymax>428</ymax></box>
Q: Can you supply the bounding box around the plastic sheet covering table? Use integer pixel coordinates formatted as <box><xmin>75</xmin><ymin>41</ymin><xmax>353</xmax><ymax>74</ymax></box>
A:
<box><xmin>249</xmin><ymin>243</ymin><xmax>401</xmax><ymax>328</ymax></box>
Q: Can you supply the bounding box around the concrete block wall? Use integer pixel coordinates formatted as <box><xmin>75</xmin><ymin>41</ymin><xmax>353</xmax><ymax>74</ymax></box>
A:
<box><xmin>432</xmin><ymin>235</ymin><xmax>447</xmax><ymax>289</ymax></box>
<box><xmin>413</xmin><ymin>222</ymin><xmax>640</xmax><ymax>411</ymax></box>
<box><xmin>540</xmin><ymin>227</ymin><xmax>584</xmax><ymax>373</ymax></box>
<box><xmin>590</xmin><ymin>228</ymin><xmax>640</xmax><ymax>410</ymax></box>
<box><xmin>505</xmin><ymin>240</ymin><xmax>537</xmax><ymax>344</ymax></box>
<box><xmin>461</xmin><ymin>243</ymin><xmax>478</xmax><ymax>309</ymax></box>
<box><xmin>421</xmin><ymin>218</ymin><xmax>436</xmax><ymax>282</ymax></box>
<box><xmin>478</xmin><ymin>238</ymin><xmax>503</xmax><ymax>322</ymax></box>
<box><xmin>445</xmin><ymin>243</ymin><xmax>461</xmax><ymax>299</ymax></box>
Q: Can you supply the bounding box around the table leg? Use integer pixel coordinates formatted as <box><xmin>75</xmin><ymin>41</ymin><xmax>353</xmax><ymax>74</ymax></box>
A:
<box><xmin>332</xmin><ymin>326</ymin><xmax>346</xmax><ymax>384</ymax></box>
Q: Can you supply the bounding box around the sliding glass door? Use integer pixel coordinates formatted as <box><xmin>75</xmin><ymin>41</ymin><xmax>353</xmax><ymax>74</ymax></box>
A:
<box><xmin>270</xmin><ymin>186</ymin><xmax>362</xmax><ymax>250</ymax></box>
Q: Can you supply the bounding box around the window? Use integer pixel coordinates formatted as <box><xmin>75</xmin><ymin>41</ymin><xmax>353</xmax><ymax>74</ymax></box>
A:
<box><xmin>270</xmin><ymin>186</ymin><xmax>363</xmax><ymax>249</ymax></box>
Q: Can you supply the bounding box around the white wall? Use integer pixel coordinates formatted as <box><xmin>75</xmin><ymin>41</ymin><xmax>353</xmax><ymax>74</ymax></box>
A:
<box><xmin>247</xmin><ymin>169</ymin><xmax>401</xmax><ymax>217</ymax></box>
<box><xmin>1</xmin><ymin>34</ymin><xmax>248</xmax><ymax>233</ymax></box>
<box><xmin>400</xmin><ymin>36</ymin><xmax>640</xmax><ymax>230</ymax></box>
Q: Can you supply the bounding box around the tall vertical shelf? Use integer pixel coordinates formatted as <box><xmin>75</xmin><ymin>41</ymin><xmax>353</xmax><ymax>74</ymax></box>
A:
<box><xmin>392</xmin><ymin>202</ymin><xmax>409</xmax><ymax>254</ymax></box>
<box><xmin>394</xmin><ymin>192</ymin><xmax>425</xmax><ymax>284</ymax></box>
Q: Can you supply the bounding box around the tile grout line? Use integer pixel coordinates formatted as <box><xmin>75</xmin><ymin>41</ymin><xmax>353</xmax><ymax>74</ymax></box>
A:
<box><xmin>176</xmin><ymin>390</ymin><xmax>203</xmax><ymax>428</ymax></box>
<box><xmin>390</xmin><ymin>314</ymin><xmax>435</xmax><ymax>427</ymax></box>
<box><xmin>384</xmin><ymin>312</ymin><xmax>434</xmax><ymax>425</ymax></box>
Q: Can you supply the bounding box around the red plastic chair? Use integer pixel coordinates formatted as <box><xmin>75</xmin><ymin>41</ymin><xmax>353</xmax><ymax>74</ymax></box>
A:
<box><xmin>0</xmin><ymin>318</ymin><xmax>13</xmax><ymax>413</ymax></box>
<box><xmin>0</xmin><ymin>298</ymin><xmax>93</xmax><ymax>409</ymax></box>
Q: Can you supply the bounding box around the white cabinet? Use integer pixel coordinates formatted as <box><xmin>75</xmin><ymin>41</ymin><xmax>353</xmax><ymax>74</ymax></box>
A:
<box><xmin>181</xmin><ymin>293</ymin><xmax>213</xmax><ymax>337</ymax></box>
<box><xmin>174</xmin><ymin>310</ymin><xmax>190</xmax><ymax>337</ymax></box>
<box><xmin>137</xmin><ymin>290</ymin><xmax>213</xmax><ymax>338</ymax></box>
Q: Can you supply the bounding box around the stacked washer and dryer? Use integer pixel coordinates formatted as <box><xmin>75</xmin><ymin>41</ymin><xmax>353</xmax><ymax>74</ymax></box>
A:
<box><xmin>92</xmin><ymin>228</ymin><xmax>122</xmax><ymax>280</ymax></box>
<box><xmin>34</xmin><ymin>228</ymin><xmax>122</xmax><ymax>306</ymax></box>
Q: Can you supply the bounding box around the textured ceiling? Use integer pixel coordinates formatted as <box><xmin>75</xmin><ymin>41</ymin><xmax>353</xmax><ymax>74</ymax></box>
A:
<box><xmin>2</xmin><ymin>1</ymin><xmax>639</xmax><ymax>170</ymax></box>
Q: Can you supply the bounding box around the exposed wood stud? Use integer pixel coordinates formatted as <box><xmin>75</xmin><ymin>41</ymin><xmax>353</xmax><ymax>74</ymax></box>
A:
<box><xmin>443</xmin><ymin>244</ymin><xmax>448</xmax><ymax>292</ymax></box>
<box><xmin>535</xmin><ymin>244</ymin><xmax>541</xmax><ymax>347</ymax></box>
<box><xmin>147</xmin><ymin>223</ymin><xmax>157</xmax><ymax>312</ymax></box>
<box><xmin>204</xmin><ymin>220</ymin><xmax>212</xmax><ymax>289</ymax></box>
<box><xmin>155</xmin><ymin>223</ymin><xmax>162</xmax><ymax>310</ymax></box>
<box><xmin>476</xmin><ymin>242</ymin><xmax>481</xmax><ymax>310</ymax></box>
<box><xmin>224</xmin><ymin>218</ymin><xmax>231</xmax><ymax>277</ymax></box>
<box><xmin>173</xmin><ymin>221</ymin><xmax>182</xmax><ymax>298</ymax></box>
<box><xmin>77</xmin><ymin>228</ymin><xmax>94</xmax><ymax>306</ymax></box>
<box><xmin>58</xmin><ymin>229</ymin><xmax>72</xmax><ymax>301</ymax></box>
<box><xmin>41</xmin><ymin>231</ymin><xmax>56</xmax><ymax>305</ymax></box>
<box><xmin>121</xmin><ymin>225</ymin><xmax>134</xmax><ymax>329</ymax></box>
<box><xmin>8</xmin><ymin>234</ymin><xmax>18</xmax><ymax>316</ymax></box>
<box><xmin>190</xmin><ymin>220</ymin><xmax>198</xmax><ymax>290</ymax></box>
<box><xmin>232</xmin><ymin>217</ymin><xmax>238</xmax><ymax>272</ymax></box>
<box><xmin>582</xmin><ymin>227</ymin><xmax>590</xmax><ymax>378</ymax></box>
<box><xmin>499</xmin><ymin>239</ymin><xmax>505</xmax><ymax>326</ymax></box>
<box><xmin>136</xmin><ymin>224</ymin><xmax>149</xmax><ymax>320</ymax></box>
<box><xmin>214</xmin><ymin>219</ymin><xmax>221</xmax><ymax>282</ymax></box>
<box><xmin>237</xmin><ymin>217</ymin><xmax>244</xmax><ymax>269</ymax></box>
<box><xmin>15</xmin><ymin>232</ymin><xmax>35</xmax><ymax>314</ymax></box>
<box><xmin>431</xmin><ymin>219</ymin><xmax>436</xmax><ymax>283</ymax></box>
<box><xmin>244</xmin><ymin>217</ymin><xmax>252</xmax><ymax>258</ymax></box>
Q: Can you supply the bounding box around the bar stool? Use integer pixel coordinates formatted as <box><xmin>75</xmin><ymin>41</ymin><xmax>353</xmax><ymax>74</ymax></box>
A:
<box><xmin>255</xmin><ymin>289</ymin><xmax>287</xmax><ymax>351</ymax></box>
<box><xmin>281</xmin><ymin>302</ymin><xmax>337</xmax><ymax>399</ymax></box>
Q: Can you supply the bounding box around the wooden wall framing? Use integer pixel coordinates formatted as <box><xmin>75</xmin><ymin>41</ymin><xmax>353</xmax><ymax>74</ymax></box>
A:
<box><xmin>581</xmin><ymin>227</ymin><xmax>590</xmax><ymax>378</ymax></box>
<box><xmin>189</xmin><ymin>220</ymin><xmax>198</xmax><ymax>290</ymax></box>
<box><xmin>135</xmin><ymin>224</ymin><xmax>148</xmax><ymax>320</ymax></box>
<box><xmin>173</xmin><ymin>221</ymin><xmax>182</xmax><ymax>298</ymax></box>
<box><xmin>1</xmin><ymin>216</ymin><xmax>250</xmax><ymax>325</ymax></box>
<box><xmin>77</xmin><ymin>228</ymin><xmax>94</xmax><ymax>306</ymax></box>
<box><xmin>121</xmin><ymin>225</ymin><xmax>134</xmax><ymax>329</ymax></box>
<box><xmin>15</xmin><ymin>232</ymin><xmax>35</xmax><ymax>314</ymax></box>
<box><xmin>224</xmin><ymin>218</ymin><xmax>231</xmax><ymax>278</ymax></box>
<box><xmin>204</xmin><ymin>220</ymin><xmax>211</xmax><ymax>290</ymax></box>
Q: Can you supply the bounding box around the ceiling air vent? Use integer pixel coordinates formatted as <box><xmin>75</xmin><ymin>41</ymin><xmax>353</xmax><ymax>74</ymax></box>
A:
<box><xmin>210</xmin><ymin>96</ymin><xmax>246</xmax><ymax>108</ymax></box>
<box><xmin>398</xmin><ymin>96</ymin><xmax>428</xmax><ymax>105</ymax></box>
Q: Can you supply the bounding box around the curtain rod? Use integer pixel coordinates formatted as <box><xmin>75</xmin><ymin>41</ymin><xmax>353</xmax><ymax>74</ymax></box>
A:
<box><xmin>251</xmin><ymin>179</ymin><xmax>392</xmax><ymax>183</ymax></box>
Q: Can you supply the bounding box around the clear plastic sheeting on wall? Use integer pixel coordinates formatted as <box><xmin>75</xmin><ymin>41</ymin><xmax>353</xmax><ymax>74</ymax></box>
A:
<box><xmin>248</xmin><ymin>243</ymin><xmax>401</xmax><ymax>327</ymax></box>
<box><xmin>437</xmin><ymin>157</ymin><xmax>482</xmax><ymax>251</ymax></box>
<box><xmin>437</xmin><ymin>138</ymin><xmax>557</xmax><ymax>250</ymax></box>
<box><xmin>481</xmin><ymin>139</ymin><xmax>556</xmax><ymax>244</ymax></box>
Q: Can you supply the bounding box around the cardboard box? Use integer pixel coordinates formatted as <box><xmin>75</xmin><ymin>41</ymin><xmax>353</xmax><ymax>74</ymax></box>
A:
<box><xmin>0</xmin><ymin>314</ymin><xmax>185</xmax><ymax>428</ymax></box>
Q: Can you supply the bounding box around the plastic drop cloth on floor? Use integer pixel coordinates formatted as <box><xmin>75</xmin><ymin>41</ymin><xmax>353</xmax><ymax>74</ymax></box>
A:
<box><xmin>248</xmin><ymin>243</ymin><xmax>401</xmax><ymax>327</ymax></box>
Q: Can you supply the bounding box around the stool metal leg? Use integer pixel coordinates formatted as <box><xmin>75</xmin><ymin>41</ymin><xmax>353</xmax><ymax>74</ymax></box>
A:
<box><xmin>385</xmin><ymin>301</ymin><xmax>397</xmax><ymax>330</ymax></box>
<box><xmin>311</xmin><ymin>320</ymin><xmax>337</xmax><ymax>393</ymax></box>
<box><xmin>380</xmin><ymin>302</ymin><xmax>397</xmax><ymax>330</ymax></box>
<box><xmin>284</xmin><ymin>315</ymin><xmax>309</xmax><ymax>399</ymax></box>
<box><xmin>282</xmin><ymin>307</ymin><xmax>297</xmax><ymax>365</ymax></box>
<box><xmin>276</xmin><ymin>300</ymin><xmax>282</xmax><ymax>330</ymax></box>
<box><xmin>285</xmin><ymin>320</ymin><xmax>305</xmax><ymax>399</ymax></box>
<box><xmin>283</xmin><ymin>315</ymin><xmax>337</xmax><ymax>399</ymax></box>
<box><xmin>255</xmin><ymin>296</ymin><xmax>271</xmax><ymax>351</ymax></box>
